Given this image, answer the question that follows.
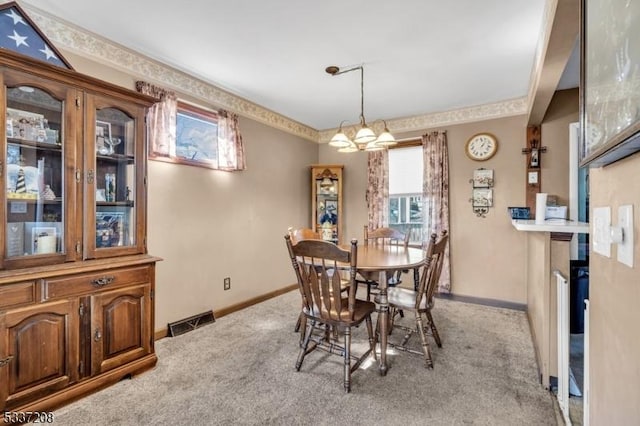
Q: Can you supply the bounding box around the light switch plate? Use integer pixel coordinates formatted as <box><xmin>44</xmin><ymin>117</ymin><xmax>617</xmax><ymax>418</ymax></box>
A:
<box><xmin>593</xmin><ymin>207</ymin><xmax>611</xmax><ymax>257</ymax></box>
<box><xmin>617</xmin><ymin>205</ymin><xmax>634</xmax><ymax>267</ymax></box>
<box><xmin>528</xmin><ymin>171</ymin><xmax>538</xmax><ymax>184</ymax></box>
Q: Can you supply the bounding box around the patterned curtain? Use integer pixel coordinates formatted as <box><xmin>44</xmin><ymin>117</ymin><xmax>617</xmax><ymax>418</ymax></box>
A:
<box><xmin>422</xmin><ymin>131</ymin><xmax>451</xmax><ymax>293</ymax></box>
<box><xmin>217</xmin><ymin>109</ymin><xmax>246</xmax><ymax>171</ymax></box>
<box><xmin>366</xmin><ymin>150</ymin><xmax>389</xmax><ymax>230</ymax></box>
<box><xmin>135</xmin><ymin>81</ymin><xmax>176</xmax><ymax>157</ymax></box>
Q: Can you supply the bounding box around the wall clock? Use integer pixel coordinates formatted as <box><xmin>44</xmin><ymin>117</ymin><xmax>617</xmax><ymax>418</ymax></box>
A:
<box><xmin>465</xmin><ymin>133</ymin><xmax>498</xmax><ymax>161</ymax></box>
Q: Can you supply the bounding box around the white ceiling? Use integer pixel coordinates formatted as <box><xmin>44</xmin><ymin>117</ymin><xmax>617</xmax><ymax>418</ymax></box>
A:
<box><xmin>20</xmin><ymin>0</ymin><xmax>552</xmax><ymax>132</ymax></box>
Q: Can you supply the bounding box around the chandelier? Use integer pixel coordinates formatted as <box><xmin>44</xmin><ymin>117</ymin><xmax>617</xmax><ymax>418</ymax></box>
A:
<box><xmin>325</xmin><ymin>64</ymin><xmax>396</xmax><ymax>152</ymax></box>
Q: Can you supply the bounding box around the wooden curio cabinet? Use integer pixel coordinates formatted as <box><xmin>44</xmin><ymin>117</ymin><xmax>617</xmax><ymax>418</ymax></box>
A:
<box><xmin>311</xmin><ymin>165</ymin><xmax>343</xmax><ymax>244</ymax></box>
<box><xmin>0</xmin><ymin>50</ymin><xmax>159</xmax><ymax>415</ymax></box>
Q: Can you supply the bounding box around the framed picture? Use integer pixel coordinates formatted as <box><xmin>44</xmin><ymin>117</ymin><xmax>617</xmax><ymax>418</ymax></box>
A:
<box><xmin>96</xmin><ymin>120</ymin><xmax>111</xmax><ymax>155</ymax></box>
<box><xmin>31</xmin><ymin>226</ymin><xmax>57</xmax><ymax>254</ymax></box>
<box><xmin>580</xmin><ymin>0</ymin><xmax>640</xmax><ymax>166</ymax></box>
<box><xmin>7</xmin><ymin>108</ymin><xmax>45</xmax><ymax>141</ymax></box>
<box><xmin>96</xmin><ymin>211</ymin><xmax>127</xmax><ymax>247</ymax></box>
<box><xmin>319</xmin><ymin>199</ymin><xmax>338</xmax><ymax>225</ymax></box>
<box><xmin>7</xmin><ymin>143</ymin><xmax>20</xmax><ymax>165</ymax></box>
<box><xmin>150</xmin><ymin>102</ymin><xmax>219</xmax><ymax>169</ymax></box>
<box><xmin>472</xmin><ymin>188</ymin><xmax>493</xmax><ymax>207</ymax></box>
<box><xmin>472</xmin><ymin>168</ymin><xmax>494</xmax><ymax>188</ymax></box>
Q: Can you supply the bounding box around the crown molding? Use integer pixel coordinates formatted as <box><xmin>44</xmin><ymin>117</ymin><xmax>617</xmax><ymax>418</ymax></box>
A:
<box><xmin>24</xmin><ymin>4</ymin><xmax>529</xmax><ymax>145</ymax></box>
<box><xmin>318</xmin><ymin>97</ymin><xmax>528</xmax><ymax>143</ymax></box>
<box><xmin>22</xmin><ymin>4</ymin><xmax>320</xmax><ymax>142</ymax></box>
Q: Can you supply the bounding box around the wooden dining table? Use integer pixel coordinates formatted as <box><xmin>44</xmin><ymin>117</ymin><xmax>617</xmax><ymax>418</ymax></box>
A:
<box><xmin>347</xmin><ymin>244</ymin><xmax>426</xmax><ymax>376</ymax></box>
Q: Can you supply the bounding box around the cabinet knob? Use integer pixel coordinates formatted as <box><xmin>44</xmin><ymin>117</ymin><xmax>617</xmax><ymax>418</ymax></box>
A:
<box><xmin>91</xmin><ymin>276</ymin><xmax>115</xmax><ymax>287</ymax></box>
<box><xmin>94</xmin><ymin>329</ymin><xmax>102</xmax><ymax>342</ymax></box>
<box><xmin>0</xmin><ymin>355</ymin><xmax>14</xmax><ymax>367</ymax></box>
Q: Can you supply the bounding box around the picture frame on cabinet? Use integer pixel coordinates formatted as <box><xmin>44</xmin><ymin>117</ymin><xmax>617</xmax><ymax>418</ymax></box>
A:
<box><xmin>7</xmin><ymin>143</ymin><xmax>20</xmax><ymax>165</ymax></box>
<box><xmin>30</xmin><ymin>226</ymin><xmax>57</xmax><ymax>254</ymax></box>
<box><xmin>96</xmin><ymin>120</ymin><xmax>111</xmax><ymax>155</ymax></box>
<box><xmin>319</xmin><ymin>199</ymin><xmax>338</xmax><ymax>225</ymax></box>
<box><xmin>96</xmin><ymin>211</ymin><xmax>127</xmax><ymax>247</ymax></box>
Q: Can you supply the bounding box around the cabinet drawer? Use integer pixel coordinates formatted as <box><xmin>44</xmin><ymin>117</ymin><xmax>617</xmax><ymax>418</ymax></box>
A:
<box><xmin>0</xmin><ymin>281</ymin><xmax>36</xmax><ymax>309</ymax></box>
<box><xmin>44</xmin><ymin>266</ymin><xmax>151</xmax><ymax>299</ymax></box>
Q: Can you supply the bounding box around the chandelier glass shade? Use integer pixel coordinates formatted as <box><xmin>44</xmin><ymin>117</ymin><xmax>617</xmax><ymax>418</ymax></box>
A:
<box><xmin>325</xmin><ymin>64</ymin><xmax>396</xmax><ymax>152</ymax></box>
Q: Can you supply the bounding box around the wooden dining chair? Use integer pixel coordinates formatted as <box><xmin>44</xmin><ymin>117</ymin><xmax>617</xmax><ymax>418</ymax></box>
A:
<box><xmin>287</xmin><ymin>227</ymin><xmax>348</xmax><ymax>337</ymax></box>
<box><xmin>285</xmin><ymin>235</ymin><xmax>377</xmax><ymax>392</ymax></box>
<box><xmin>287</xmin><ymin>227</ymin><xmax>320</xmax><ymax>244</ymax></box>
<box><xmin>375</xmin><ymin>230</ymin><xmax>448</xmax><ymax>368</ymax></box>
<box><xmin>357</xmin><ymin>226</ymin><xmax>410</xmax><ymax>301</ymax></box>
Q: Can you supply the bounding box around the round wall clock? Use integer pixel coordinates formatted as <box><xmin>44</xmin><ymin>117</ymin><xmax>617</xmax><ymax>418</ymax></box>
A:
<box><xmin>465</xmin><ymin>133</ymin><xmax>498</xmax><ymax>161</ymax></box>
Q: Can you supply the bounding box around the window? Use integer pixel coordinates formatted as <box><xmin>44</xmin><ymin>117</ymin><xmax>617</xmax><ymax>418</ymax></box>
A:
<box><xmin>174</xmin><ymin>103</ymin><xmax>219</xmax><ymax>169</ymax></box>
<box><xmin>388</xmin><ymin>144</ymin><xmax>423</xmax><ymax>244</ymax></box>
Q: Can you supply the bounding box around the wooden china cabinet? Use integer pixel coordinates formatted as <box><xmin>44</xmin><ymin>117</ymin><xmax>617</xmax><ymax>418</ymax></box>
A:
<box><xmin>0</xmin><ymin>49</ymin><xmax>159</xmax><ymax>416</ymax></box>
<box><xmin>311</xmin><ymin>165</ymin><xmax>343</xmax><ymax>244</ymax></box>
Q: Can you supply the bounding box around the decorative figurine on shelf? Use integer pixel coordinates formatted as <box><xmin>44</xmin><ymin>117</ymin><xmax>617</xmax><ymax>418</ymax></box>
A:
<box><xmin>105</xmin><ymin>173</ymin><xmax>116</xmax><ymax>202</ymax></box>
<box><xmin>15</xmin><ymin>157</ymin><xmax>26</xmax><ymax>193</ymax></box>
<box><xmin>41</xmin><ymin>184</ymin><xmax>56</xmax><ymax>200</ymax></box>
<box><xmin>125</xmin><ymin>186</ymin><xmax>131</xmax><ymax>201</ymax></box>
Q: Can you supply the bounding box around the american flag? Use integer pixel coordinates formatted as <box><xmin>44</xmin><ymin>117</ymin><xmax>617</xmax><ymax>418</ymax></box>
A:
<box><xmin>0</xmin><ymin>4</ymin><xmax>70</xmax><ymax>69</ymax></box>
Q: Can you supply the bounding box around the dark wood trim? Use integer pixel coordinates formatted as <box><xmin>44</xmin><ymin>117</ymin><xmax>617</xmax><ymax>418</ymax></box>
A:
<box><xmin>388</xmin><ymin>138</ymin><xmax>422</xmax><ymax>149</ymax></box>
<box><xmin>154</xmin><ymin>328</ymin><xmax>168</xmax><ymax>341</ymax></box>
<box><xmin>551</xmin><ymin>232</ymin><xmax>574</xmax><ymax>242</ymax></box>
<box><xmin>153</xmin><ymin>284</ymin><xmax>298</xmax><ymax>340</ymax></box>
<box><xmin>214</xmin><ymin>284</ymin><xmax>297</xmax><ymax>319</ymax></box>
<box><xmin>525</xmin><ymin>126</ymin><xmax>542</xmax><ymax>216</ymax></box>
<box><xmin>436</xmin><ymin>292</ymin><xmax>527</xmax><ymax>311</ymax></box>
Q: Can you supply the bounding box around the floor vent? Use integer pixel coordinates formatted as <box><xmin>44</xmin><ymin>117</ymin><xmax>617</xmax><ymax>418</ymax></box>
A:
<box><xmin>167</xmin><ymin>310</ymin><xmax>215</xmax><ymax>337</ymax></box>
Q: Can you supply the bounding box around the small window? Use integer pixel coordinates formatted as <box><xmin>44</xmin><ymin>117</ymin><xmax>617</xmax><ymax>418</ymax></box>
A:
<box><xmin>174</xmin><ymin>103</ymin><xmax>218</xmax><ymax>169</ymax></box>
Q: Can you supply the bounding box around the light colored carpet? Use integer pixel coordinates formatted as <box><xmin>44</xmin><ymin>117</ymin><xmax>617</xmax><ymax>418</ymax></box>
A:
<box><xmin>53</xmin><ymin>291</ymin><xmax>557</xmax><ymax>425</ymax></box>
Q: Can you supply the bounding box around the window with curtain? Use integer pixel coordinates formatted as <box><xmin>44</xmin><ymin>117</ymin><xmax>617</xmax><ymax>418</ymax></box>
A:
<box><xmin>388</xmin><ymin>145</ymin><xmax>424</xmax><ymax>244</ymax></box>
<box><xmin>136</xmin><ymin>81</ymin><xmax>246</xmax><ymax>171</ymax></box>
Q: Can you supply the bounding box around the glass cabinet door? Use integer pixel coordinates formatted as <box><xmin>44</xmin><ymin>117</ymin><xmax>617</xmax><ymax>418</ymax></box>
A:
<box><xmin>84</xmin><ymin>94</ymin><xmax>146</xmax><ymax>258</ymax></box>
<box><xmin>3</xmin><ymin>78</ymin><xmax>74</xmax><ymax>267</ymax></box>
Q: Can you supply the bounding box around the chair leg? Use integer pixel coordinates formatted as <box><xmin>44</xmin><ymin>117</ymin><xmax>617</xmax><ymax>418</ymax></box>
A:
<box><xmin>365</xmin><ymin>315</ymin><xmax>376</xmax><ymax>361</ymax></box>
<box><xmin>296</xmin><ymin>319</ymin><xmax>313</xmax><ymax>371</ymax></box>
<box><xmin>294</xmin><ymin>312</ymin><xmax>302</xmax><ymax>332</ymax></box>
<box><xmin>366</xmin><ymin>282</ymin><xmax>371</xmax><ymax>301</ymax></box>
<box><xmin>415</xmin><ymin>312</ymin><xmax>433</xmax><ymax>368</ymax></box>
<box><xmin>298</xmin><ymin>315</ymin><xmax>307</xmax><ymax>346</ymax></box>
<box><xmin>426</xmin><ymin>310</ymin><xmax>442</xmax><ymax>348</ymax></box>
<box><xmin>343</xmin><ymin>326</ymin><xmax>352</xmax><ymax>393</ymax></box>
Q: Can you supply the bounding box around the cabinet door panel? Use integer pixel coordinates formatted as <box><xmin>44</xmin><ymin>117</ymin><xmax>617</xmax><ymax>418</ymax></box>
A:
<box><xmin>84</xmin><ymin>94</ymin><xmax>147</xmax><ymax>259</ymax></box>
<box><xmin>0</xmin><ymin>299</ymin><xmax>78</xmax><ymax>410</ymax></box>
<box><xmin>91</xmin><ymin>284</ymin><xmax>151</xmax><ymax>375</ymax></box>
<box><xmin>1</xmin><ymin>71</ymin><xmax>79</xmax><ymax>269</ymax></box>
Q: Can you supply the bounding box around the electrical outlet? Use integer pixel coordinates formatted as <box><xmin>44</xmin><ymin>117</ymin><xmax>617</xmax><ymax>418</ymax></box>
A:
<box><xmin>223</xmin><ymin>277</ymin><xmax>231</xmax><ymax>290</ymax></box>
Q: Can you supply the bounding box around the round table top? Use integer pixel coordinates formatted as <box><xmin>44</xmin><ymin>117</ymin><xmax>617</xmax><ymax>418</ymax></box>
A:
<box><xmin>340</xmin><ymin>244</ymin><xmax>426</xmax><ymax>271</ymax></box>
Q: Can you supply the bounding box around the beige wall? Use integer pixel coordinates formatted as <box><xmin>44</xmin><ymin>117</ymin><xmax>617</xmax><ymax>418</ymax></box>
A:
<box><xmin>321</xmin><ymin>107</ymin><xmax>576</xmax><ymax>304</ymax></box>
<box><xmin>321</xmin><ymin>115</ymin><xmax>531</xmax><ymax>303</ymax></box>
<box><xmin>61</xmin><ymin>50</ymin><xmax>318</xmax><ymax>328</ymax></box>
<box><xmin>589</xmin><ymin>153</ymin><xmax>640</xmax><ymax>423</ymax></box>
